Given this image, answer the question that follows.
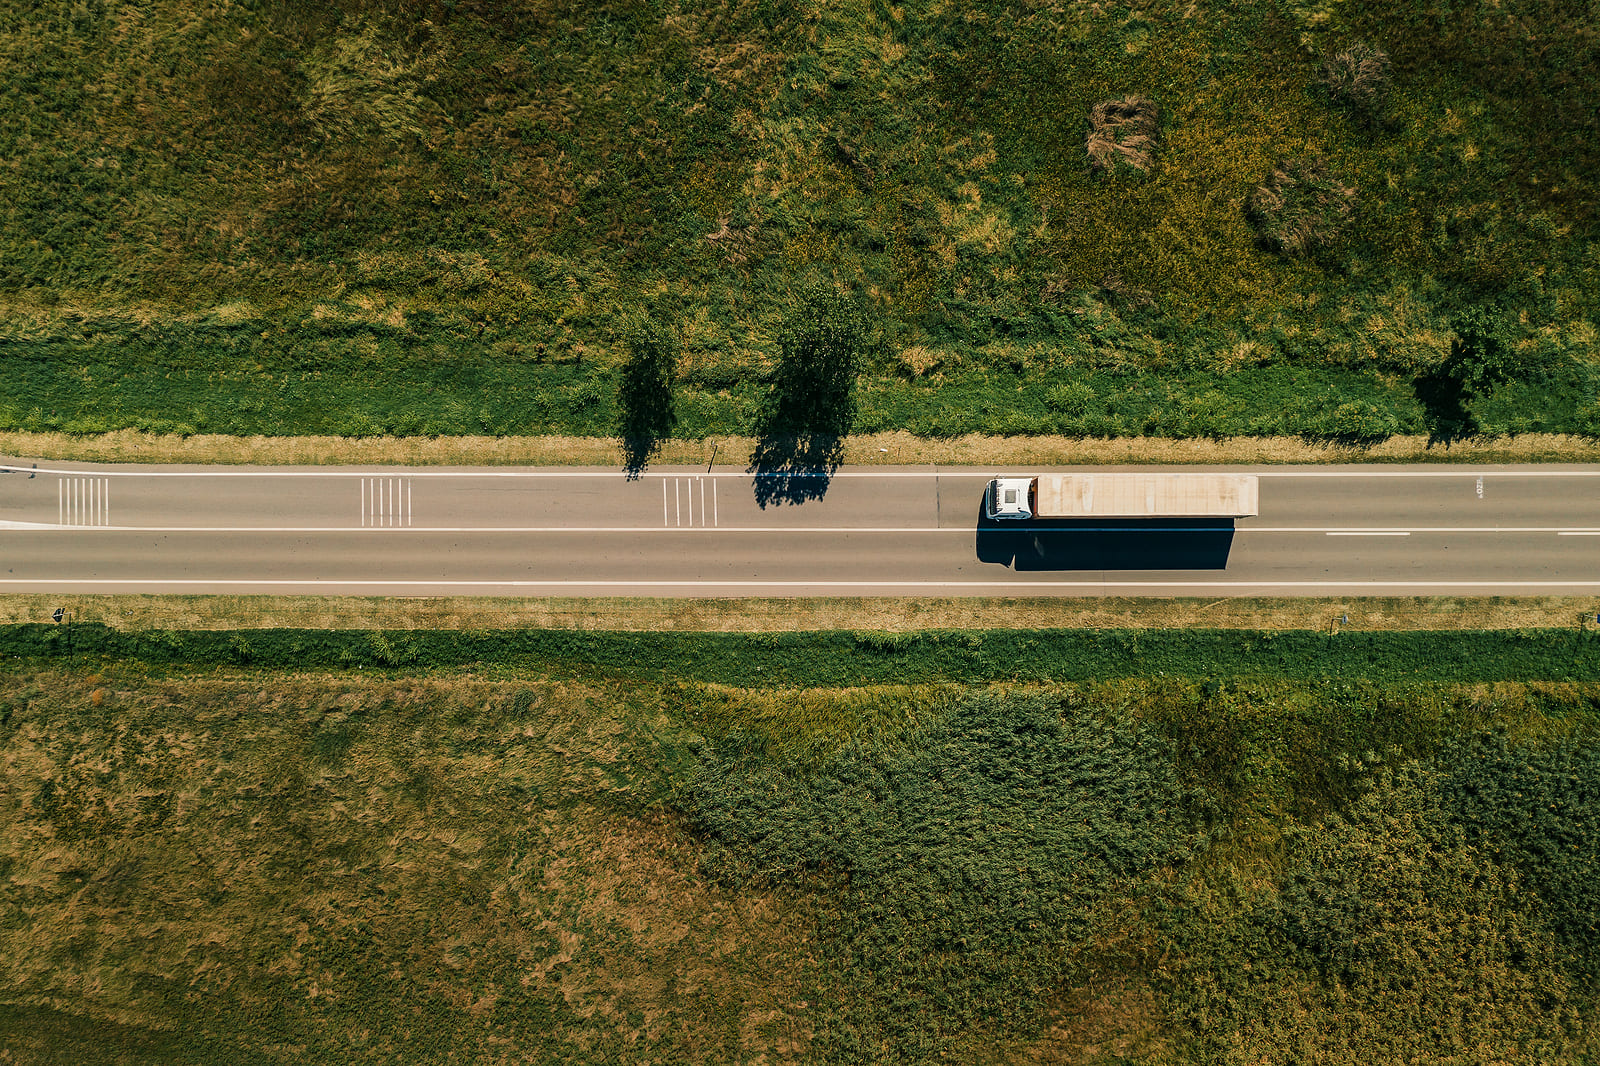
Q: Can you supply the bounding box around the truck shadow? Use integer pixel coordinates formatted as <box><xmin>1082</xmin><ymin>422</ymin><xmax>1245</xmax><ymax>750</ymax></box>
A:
<box><xmin>975</xmin><ymin>512</ymin><xmax>1237</xmax><ymax>571</ymax></box>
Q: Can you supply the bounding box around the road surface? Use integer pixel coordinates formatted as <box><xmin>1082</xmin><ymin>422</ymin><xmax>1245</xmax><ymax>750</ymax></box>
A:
<box><xmin>2</xmin><ymin>458</ymin><xmax>1598</xmax><ymax>597</ymax></box>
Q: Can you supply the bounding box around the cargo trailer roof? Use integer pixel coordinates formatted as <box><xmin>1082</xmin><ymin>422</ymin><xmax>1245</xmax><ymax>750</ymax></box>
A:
<box><xmin>1034</xmin><ymin>474</ymin><xmax>1259</xmax><ymax>518</ymax></box>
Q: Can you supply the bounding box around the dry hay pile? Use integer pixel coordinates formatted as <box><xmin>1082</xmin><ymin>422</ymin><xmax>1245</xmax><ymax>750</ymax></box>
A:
<box><xmin>1322</xmin><ymin>41</ymin><xmax>1392</xmax><ymax>115</ymax></box>
<box><xmin>1244</xmin><ymin>155</ymin><xmax>1356</xmax><ymax>257</ymax></box>
<box><xmin>1086</xmin><ymin>96</ymin><xmax>1161</xmax><ymax>177</ymax></box>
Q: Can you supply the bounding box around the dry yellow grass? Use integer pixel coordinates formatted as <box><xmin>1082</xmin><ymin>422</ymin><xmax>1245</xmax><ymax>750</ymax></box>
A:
<box><xmin>6</xmin><ymin>430</ymin><xmax>1600</xmax><ymax>467</ymax></box>
<box><xmin>4</xmin><ymin>594</ymin><xmax>1595</xmax><ymax>634</ymax></box>
<box><xmin>0</xmin><ymin>669</ymin><xmax>817</xmax><ymax>1064</ymax></box>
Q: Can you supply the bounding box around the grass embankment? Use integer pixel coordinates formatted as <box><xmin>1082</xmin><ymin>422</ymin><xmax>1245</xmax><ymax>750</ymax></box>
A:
<box><xmin>2</xmin><ymin>0</ymin><xmax>1595</xmax><ymax>443</ymax></box>
<box><xmin>9</xmin><ymin>621</ymin><xmax>1600</xmax><ymax>685</ymax></box>
<box><xmin>3</xmin><ymin>655</ymin><xmax>1598</xmax><ymax>1064</ymax></box>
<box><xmin>8</xmin><ymin>593</ymin><xmax>1599</xmax><ymax>634</ymax></box>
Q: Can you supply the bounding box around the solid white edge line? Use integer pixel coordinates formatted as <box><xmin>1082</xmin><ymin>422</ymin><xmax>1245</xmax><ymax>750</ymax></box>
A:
<box><xmin>6</xmin><ymin>579</ymin><xmax>1600</xmax><ymax>589</ymax></box>
<box><xmin>6</xmin><ymin>525</ymin><xmax>1600</xmax><ymax>534</ymax></box>
<box><xmin>10</xmin><ymin>464</ymin><xmax>1600</xmax><ymax>479</ymax></box>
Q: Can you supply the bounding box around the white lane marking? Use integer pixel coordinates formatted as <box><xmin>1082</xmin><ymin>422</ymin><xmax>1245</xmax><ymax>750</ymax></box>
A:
<box><xmin>55</xmin><ymin>477</ymin><xmax>110</xmax><ymax>526</ymax></box>
<box><xmin>8</xmin><ymin>525</ymin><xmax>1600</xmax><ymax>534</ymax></box>
<box><xmin>714</xmin><ymin>479</ymin><xmax>719</xmax><ymax>526</ymax></box>
<box><xmin>662</xmin><ymin>477</ymin><xmax>714</xmax><ymax>526</ymax></box>
<box><xmin>359</xmin><ymin>477</ymin><xmax>412</xmax><ymax>527</ymax></box>
<box><xmin>11</xmin><ymin>464</ymin><xmax>1600</xmax><ymax>479</ymax></box>
<box><xmin>9</xmin><ymin>579</ymin><xmax>1600</xmax><ymax>590</ymax></box>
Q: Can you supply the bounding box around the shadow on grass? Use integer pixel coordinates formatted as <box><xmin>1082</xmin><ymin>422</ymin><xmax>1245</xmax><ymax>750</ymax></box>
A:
<box><xmin>622</xmin><ymin>434</ymin><xmax>664</xmax><ymax>480</ymax></box>
<box><xmin>748</xmin><ymin>433</ymin><xmax>845</xmax><ymax>507</ymax></box>
<box><xmin>1413</xmin><ymin>369</ymin><xmax>1479</xmax><ymax>447</ymax></box>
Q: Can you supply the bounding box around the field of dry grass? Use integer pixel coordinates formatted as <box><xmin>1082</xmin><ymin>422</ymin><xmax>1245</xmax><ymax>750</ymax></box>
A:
<box><xmin>8</xmin><ymin>430</ymin><xmax>1600</xmax><ymax>468</ymax></box>
<box><xmin>0</xmin><ymin>667</ymin><xmax>818</xmax><ymax>1065</ymax></box>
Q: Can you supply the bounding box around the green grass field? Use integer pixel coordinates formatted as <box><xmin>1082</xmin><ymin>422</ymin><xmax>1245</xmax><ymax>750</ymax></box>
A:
<box><xmin>0</xmin><ymin>0</ymin><xmax>1594</xmax><ymax>444</ymax></box>
<box><xmin>3</xmin><ymin>631</ymin><xmax>1599</xmax><ymax>1063</ymax></box>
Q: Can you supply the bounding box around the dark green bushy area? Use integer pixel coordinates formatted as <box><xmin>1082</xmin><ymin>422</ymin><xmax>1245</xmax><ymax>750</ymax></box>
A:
<box><xmin>687</xmin><ymin>692</ymin><xmax>1194</xmax><ymax>1058</ymax></box>
<box><xmin>1439</xmin><ymin>733</ymin><xmax>1600</xmax><ymax>983</ymax></box>
<box><xmin>677</xmin><ymin>685</ymin><xmax>1600</xmax><ymax>1061</ymax></box>
<box><xmin>8</xmin><ymin>621</ymin><xmax>1600</xmax><ymax>684</ymax></box>
<box><xmin>1</xmin><ymin>0</ymin><xmax>1595</xmax><ymax>441</ymax></box>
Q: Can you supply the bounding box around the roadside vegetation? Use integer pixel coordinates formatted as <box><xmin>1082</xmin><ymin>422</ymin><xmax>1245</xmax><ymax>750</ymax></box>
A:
<box><xmin>8</xmin><ymin>592</ymin><xmax>1598</xmax><ymax>636</ymax></box>
<box><xmin>0</xmin><ymin>0</ymin><xmax>1594</xmax><ymax>449</ymax></box>
<box><xmin>12</xmin><ymin>620</ymin><xmax>1600</xmax><ymax>685</ymax></box>
<box><xmin>4</xmin><ymin>648</ymin><xmax>1598</xmax><ymax>1063</ymax></box>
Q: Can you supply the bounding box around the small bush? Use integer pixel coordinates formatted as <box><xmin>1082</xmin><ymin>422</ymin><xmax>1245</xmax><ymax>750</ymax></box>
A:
<box><xmin>1574</xmin><ymin>398</ymin><xmax>1600</xmax><ymax>440</ymax></box>
<box><xmin>1086</xmin><ymin>96</ymin><xmax>1162</xmax><ymax>178</ymax></box>
<box><xmin>1441</xmin><ymin>305</ymin><xmax>1519</xmax><ymax>398</ymax></box>
<box><xmin>1321</xmin><ymin>42</ymin><xmax>1392</xmax><ymax>119</ymax></box>
<box><xmin>1245</xmin><ymin>156</ymin><xmax>1356</xmax><ymax>257</ymax></box>
<box><xmin>1300</xmin><ymin>400</ymin><xmax>1401</xmax><ymax>446</ymax></box>
<box><xmin>1045</xmin><ymin>380</ymin><xmax>1096</xmax><ymax>416</ymax></box>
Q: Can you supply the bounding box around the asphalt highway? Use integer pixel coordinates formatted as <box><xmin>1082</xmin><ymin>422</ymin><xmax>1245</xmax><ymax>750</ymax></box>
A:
<box><xmin>2</xmin><ymin>457</ymin><xmax>1599</xmax><ymax>596</ymax></box>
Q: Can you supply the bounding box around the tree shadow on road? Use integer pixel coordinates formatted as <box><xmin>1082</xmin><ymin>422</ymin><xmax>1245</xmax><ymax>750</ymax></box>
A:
<box><xmin>748</xmin><ymin>433</ymin><xmax>845</xmax><ymax>507</ymax></box>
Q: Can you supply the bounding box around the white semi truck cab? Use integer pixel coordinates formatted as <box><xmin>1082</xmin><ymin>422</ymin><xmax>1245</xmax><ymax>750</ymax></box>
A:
<box><xmin>985</xmin><ymin>473</ymin><xmax>1260</xmax><ymax>521</ymax></box>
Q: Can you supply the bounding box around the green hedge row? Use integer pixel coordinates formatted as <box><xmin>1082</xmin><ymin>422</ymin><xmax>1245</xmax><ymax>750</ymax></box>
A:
<box><xmin>8</xmin><ymin>623</ymin><xmax>1600</xmax><ymax>685</ymax></box>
